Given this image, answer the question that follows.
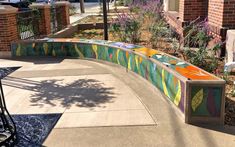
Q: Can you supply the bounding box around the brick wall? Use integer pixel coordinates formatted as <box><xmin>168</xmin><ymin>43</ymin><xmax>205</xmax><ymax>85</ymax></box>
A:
<box><xmin>167</xmin><ymin>0</ymin><xmax>208</xmax><ymax>37</ymax></box>
<box><xmin>61</xmin><ymin>5</ymin><xmax>70</xmax><ymax>26</ymax></box>
<box><xmin>179</xmin><ymin>0</ymin><xmax>208</xmax><ymax>22</ymax></box>
<box><xmin>222</xmin><ymin>0</ymin><xmax>235</xmax><ymax>28</ymax></box>
<box><xmin>0</xmin><ymin>3</ymin><xmax>70</xmax><ymax>58</ymax></box>
<box><xmin>30</xmin><ymin>4</ymin><xmax>51</xmax><ymax>35</ymax></box>
<box><xmin>208</xmin><ymin>0</ymin><xmax>235</xmax><ymax>29</ymax></box>
<box><xmin>55</xmin><ymin>2</ymin><xmax>70</xmax><ymax>29</ymax></box>
<box><xmin>208</xmin><ymin>0</ymin><xmax>224</xmax><ymax>28</ymax></box>
<box><xmin>165</xmin><ymin>12</ymin><xmax>184</xmax><ymax>36</ymax></box>
<box><xmin>208</xmin><ymin>0</ymin><xmax>235</xmax><ymax>40</ymax></box>
<box><xmin>39</xmin><ymin>6</ymin><xmax>51</xmax><ymax>35</ymax></box>
<box><xmin>179</xmin><ymin>0</ymin><xmax>185</xmax><ymax>22</ymax></box>
<box><xmin>0</xmin><ymin>6</ymin><xmax>19</xmax><ymax>57</ymax></box>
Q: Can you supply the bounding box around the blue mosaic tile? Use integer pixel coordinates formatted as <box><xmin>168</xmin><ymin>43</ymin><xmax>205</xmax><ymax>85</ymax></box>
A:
<box><xmin>110</xmin><ymin>42</ymin><xmax>141</xmax><ymax>49</ymax></box>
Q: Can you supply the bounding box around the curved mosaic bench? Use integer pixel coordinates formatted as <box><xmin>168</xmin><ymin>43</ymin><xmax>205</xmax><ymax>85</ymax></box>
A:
<box><xmin>11</xmin><ymin>38</ymin><xmax>225</xmax><ymax>124</ymax></box>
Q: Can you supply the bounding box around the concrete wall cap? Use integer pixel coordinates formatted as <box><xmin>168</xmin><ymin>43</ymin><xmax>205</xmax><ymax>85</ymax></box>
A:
<box><xmin>227</xmin><ymin>29</ymin><xmax>235</xmax><ymax>35</ymax></box>
<box><xmin>0</xmin><ymin>5</ymin><xmax>18</xmax><ymax>14</ymax></box>
<box><xmin>29</xmin><ymin>3</ymin><xmax>51</xmax><ymax>9</ymax></box>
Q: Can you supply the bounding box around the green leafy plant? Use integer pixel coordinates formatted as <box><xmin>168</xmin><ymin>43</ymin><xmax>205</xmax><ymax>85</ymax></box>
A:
<box><xmin>181</xmin><ymin>18</ymin><xmax>222</xmax><ymax>73</ymax></box>
<box><xmin>118</xmin><ymin>0</ymin><xmax>132</xmax><ymax>6</ymax></box>
<box><xmin>171</xmin><ymin>37</ymin><xmax>180</xmax><ymax>55</ymax></box>
<box><xmin>129</xmin><ymin>0</ymin><xmax>169</xmax><ymax>49</ymax></box>
<box><xmin>149</xmin><ymin>20</ymin><xmax>171</xmax><ymax>48</ymax></box>
<box><xmin>130</xmin><ymin>0</ymin><xmax>163</xmax><ymax>22</ymax></box>
<box><xmin>231</xmin><ymin>81</ymin><xmax>235</xmax><ymax>97</ymax></box>
<box><xmin>222</xmin><ymin>73</ymin><xmax>229</xmax><ymax>83</ymax></box>
<box><xmin>124</xmin><ymin>0</ymin><xmax>133</xmax><ymax>6</ymax></box>
<box><xmin>221</xmin><ymin>66</ymin><xmax>230</xmax><ymax>84</ymax></box>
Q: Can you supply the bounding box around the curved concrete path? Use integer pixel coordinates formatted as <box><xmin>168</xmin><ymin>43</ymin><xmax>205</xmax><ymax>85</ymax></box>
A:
<box><xmin>1</xmin><ymin>58</ymin><xmax>235</xmax><ymax>147</ymax></box>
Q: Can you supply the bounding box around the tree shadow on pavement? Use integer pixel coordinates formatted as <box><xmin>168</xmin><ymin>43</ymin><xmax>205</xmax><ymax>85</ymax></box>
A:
<box><xmin>3</xmin><ymin>77</ymin><xmax>116</xmax><ymax>109</ymax></box>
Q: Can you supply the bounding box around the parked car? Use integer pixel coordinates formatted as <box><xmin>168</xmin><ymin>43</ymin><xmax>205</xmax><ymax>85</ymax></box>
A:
<box><xmin>0</xmin><ymin>0</ymin><xmax>32</xmax><ymax>11</ymax></box>
<box><xmin>35</xmin><ymin>0</ymin><xmax>56</xmax><ymax>4</ymax></box>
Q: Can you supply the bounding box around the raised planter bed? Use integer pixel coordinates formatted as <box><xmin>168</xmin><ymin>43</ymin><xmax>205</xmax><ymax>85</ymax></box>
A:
<box><xmin>11</xmin><ymin>38</ymin><xmax>225</xmax><ymax>125</ymax></box>
<box><xmin>51</xmin><ymin>14</ymin><xmax>114</xmax><ymax>38</ymax></box>
<box><xmin>77</xmin><ymin>23</ymin><xmax>110</xmax><ymax>30</ymax></box>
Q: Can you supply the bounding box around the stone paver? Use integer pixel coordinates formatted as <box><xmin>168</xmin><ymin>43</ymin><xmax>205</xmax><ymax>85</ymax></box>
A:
<box><xmin>55</xmin><ymin>110</ymin><xmax>155</xmax><ymax>128</ymax></box>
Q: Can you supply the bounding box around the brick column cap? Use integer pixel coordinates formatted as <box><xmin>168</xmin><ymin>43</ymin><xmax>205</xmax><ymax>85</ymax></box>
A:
<box><xmin>0</xmin><ymin>5</ymin><xmax>18</xmax><ymax>14</ymax></box>
<box><xmin>55</xmin><ymin>1</ymin><xmax>70</xmax><ymax>6</ymax></box>
<box><xmin>29</xmin><ymin>3</ymin><xmax>51</xmax><ymax>9</ymax></box>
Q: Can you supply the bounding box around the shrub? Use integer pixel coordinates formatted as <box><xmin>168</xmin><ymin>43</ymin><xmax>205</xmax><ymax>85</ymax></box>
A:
<box><xmin>149</xmin><ymin>20</ymin><xmax>171</xmax><ymax>48</ymax></box>
<box><xmin>118</xmin><ymin>0</ymin><xmax>133</xmax><ymax>6</ymax></box>
<box><xmin>110</xmin><ymin>13</ymin><xmax>141</xmax><ymax>43</ymax></box>
<box><xmin>130</xmin><ymin>0</ymin><xmax>163</xmax><ymax>21</ymax></box>
<box><xmin>182</xmin><ymin>18</ymin><xmax>222</xmax><ymax>73</ymax></box>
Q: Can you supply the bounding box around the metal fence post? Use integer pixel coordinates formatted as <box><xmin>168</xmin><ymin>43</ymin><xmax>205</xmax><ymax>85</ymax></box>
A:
<box><xmin>103</xmin><ymin>0</ymin><xmax>108</xmax><ymax>40</ymax></box>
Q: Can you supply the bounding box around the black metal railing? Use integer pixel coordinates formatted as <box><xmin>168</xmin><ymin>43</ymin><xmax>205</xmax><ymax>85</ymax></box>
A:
<box><xmin>17</xmin><ymin>9</ymin><xmax>41</xmax><ymax>40</ymax></box>
<box><xmin>0</xmin><ymin>67</ymin><xmax>18</xmax><ymax>146</ymax></box>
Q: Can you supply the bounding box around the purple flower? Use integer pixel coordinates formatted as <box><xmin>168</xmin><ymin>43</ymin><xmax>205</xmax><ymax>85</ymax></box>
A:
<box><xmin>129</xmin><ymin>0</ymin><xmax>163</xmax><ymax>17</ymax></box>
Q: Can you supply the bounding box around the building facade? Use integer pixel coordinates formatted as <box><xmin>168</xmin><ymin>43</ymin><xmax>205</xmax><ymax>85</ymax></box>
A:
<box><xmin>164</xmin><ymin>0</ymin><xmax>235</xmax><ymax>42</ymax></box>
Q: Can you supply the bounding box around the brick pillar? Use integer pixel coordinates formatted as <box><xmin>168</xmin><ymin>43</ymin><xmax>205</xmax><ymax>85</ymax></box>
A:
<box><xmin>30</xmin><ymin>4</ymin><xmax>51</xmax><ymax>35</ymax></box>
<box><xmin>179</xmin><ymin>0</ymin><xmax>208</xmax><ymax>22</ymax></box>
<box><xmin>208</xmin><ymin>0</ymin><xmax>235</xmax><ymax>40</ymax></box>
<box><xmin>0</xmin><ymin>5</ymin><xmax>19</xmax><ymax>58</ymax></box>
<box><xmin>55</xmin><ymin>1</ymin><xmax>70</xmax><ymax>28</ymax></box>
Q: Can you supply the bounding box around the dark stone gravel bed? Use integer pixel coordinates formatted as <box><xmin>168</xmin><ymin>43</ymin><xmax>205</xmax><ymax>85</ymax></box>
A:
<box><xmin>225</xmin><ymin>97</ymin><xmax>235</xmax><ymax>126</ymax></box>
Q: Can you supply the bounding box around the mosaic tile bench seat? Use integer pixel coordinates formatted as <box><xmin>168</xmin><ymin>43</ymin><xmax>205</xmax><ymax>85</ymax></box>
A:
<box><xmin>11</xmin><ymin>38</ymin><xmax>225</xmax><ymax>124</ymax></box>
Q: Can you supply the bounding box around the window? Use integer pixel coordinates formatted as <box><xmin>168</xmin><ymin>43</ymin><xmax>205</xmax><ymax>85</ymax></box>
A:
<box><xmin>164</xmin><ymin>0</ymin><xmax>179</xmax><ymax>12</ymax></box>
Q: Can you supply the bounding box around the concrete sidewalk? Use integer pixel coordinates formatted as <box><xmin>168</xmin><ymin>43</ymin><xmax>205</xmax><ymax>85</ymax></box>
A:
<box><xmin>1</xmin><ymin>58</ymin><xmax>235</xmax><ymax>147</ymax></box>
<box><xmin>69</xmin><ymin>2</ymin><xmax>128</xmax><ymax>24</ymax></box>
<box><xmin>70</xmin><ymin>2</ymin><xmax>102</xmax><ymax>24</ymax></box>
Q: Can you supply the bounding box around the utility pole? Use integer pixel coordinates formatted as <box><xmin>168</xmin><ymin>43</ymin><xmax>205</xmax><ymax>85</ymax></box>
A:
<box><xmin>80</xmin><ymin>0</ymin><xmax>85</xmax><ymax>13</ymax></box>
<box><xmin>103</xmin><ymin>0</ymin><xmax>108</xmax><ymax>40</ymax></box>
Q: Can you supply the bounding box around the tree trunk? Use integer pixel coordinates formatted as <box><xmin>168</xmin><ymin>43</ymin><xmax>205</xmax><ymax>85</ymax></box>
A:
<box><xmin>80</xmin><ymin>0</ymin><xmax>85</xmax><ymax>13</ymax></box>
